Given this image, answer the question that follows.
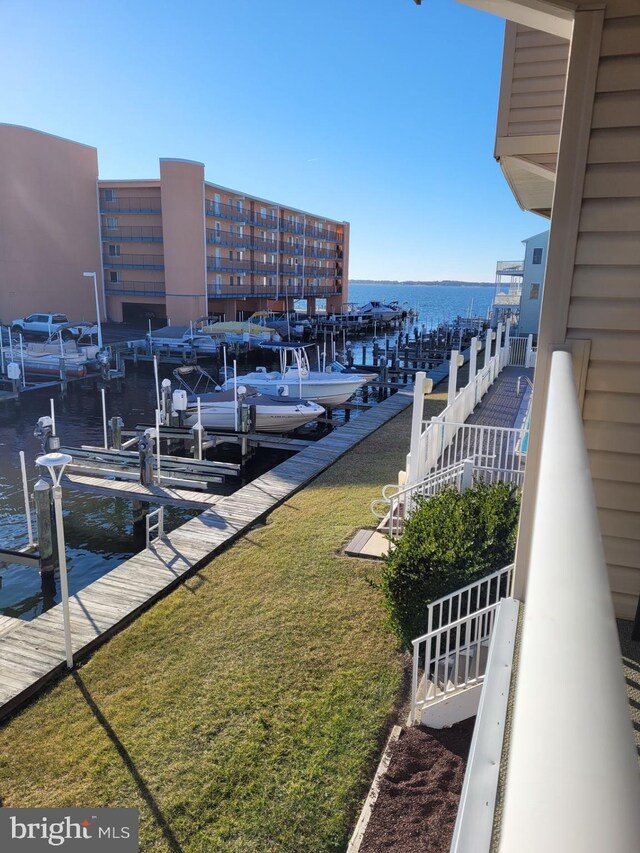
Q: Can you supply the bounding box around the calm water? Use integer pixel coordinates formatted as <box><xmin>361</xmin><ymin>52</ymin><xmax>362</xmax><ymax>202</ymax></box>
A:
<box><xmin>346</xmin><ymin>283</ymin><xmax>494</xmax><ymax>328</ymax></box>
<box><xmin>0</xmin><ymin>284</ymin><xmax>494</xmax><ymax>620</ymax></box>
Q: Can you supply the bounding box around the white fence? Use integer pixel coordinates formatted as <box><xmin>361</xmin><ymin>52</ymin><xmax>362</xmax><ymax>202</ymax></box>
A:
<box><xmin>508</xmin><ymin>334</ymin><xmax>536</xmax><ymax>368</ymax></box>
<box><xmin>406</xmin><ymin>321</ymin><xmax>510</xmax><ymax>487</ymax></box>
<box><xmin>410</xmin><ymin>565</ymin><xmax>513</xmax><ymax>724</ymax></box>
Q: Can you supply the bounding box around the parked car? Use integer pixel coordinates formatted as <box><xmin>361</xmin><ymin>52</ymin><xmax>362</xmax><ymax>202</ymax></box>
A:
<box><xmin>10</xmin><ymin>313</ymin><xmax>87</xmax><ymax>340</ymax></box>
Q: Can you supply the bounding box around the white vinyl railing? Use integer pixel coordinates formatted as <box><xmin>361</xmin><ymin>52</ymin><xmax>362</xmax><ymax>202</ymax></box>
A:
<box><xmin>406</xmin><ymin>322</ymin><xmax>509</xmax><ymax>486</ymax></box>
<box><xmin>411</xmin><ymin>600</ymin><xmax>501</xmax><ymax>724</ymax></box>
<box><xmin>380</xmin><ymin>456</ymin><xmax>524</xmax><ymax>538</ymax></box>
<box><xmin>428</xmin><ymin>421</ymin><xmax>527</xmax><ymax>475</ymax></box>
<box><xmin>410</xmin><ymin>564</ymin><xmax>513</xmax><ymax>723</ymax></box>
<box><xmin>461</xmin><ymin>351</ymin><xmax>640</xmax><ymax>853</ymax></box>
<box><xmin>383</xmin><ymin>459</ymin><xmax>470</xmax><ymax>536</ymax></box>
<box><xmin>425</xmin><ymin>563</ymin><xmax>513</xmax><ymax>634</ymax></box>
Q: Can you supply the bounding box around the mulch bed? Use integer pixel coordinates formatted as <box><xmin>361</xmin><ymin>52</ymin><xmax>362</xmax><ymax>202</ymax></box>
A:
<box><xmin>359</xmin><ymin>718</ymin><xmax>475</xmax><ymax>853</ymax></box>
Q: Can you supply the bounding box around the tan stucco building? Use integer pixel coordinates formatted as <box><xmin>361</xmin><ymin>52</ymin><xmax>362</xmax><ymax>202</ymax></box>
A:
<box><xmin>0</xmin><ymin>124</ymin><xmax>349</xmax><ymax>327</ymax></box>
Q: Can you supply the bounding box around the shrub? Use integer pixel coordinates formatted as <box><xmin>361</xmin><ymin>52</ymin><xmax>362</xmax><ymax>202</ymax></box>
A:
<box><xmin>380</xmin><ymin>480</ymin><xmax>520</xmax><ymax>650</ymax></box>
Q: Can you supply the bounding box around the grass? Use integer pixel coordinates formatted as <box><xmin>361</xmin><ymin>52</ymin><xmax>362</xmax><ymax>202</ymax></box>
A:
<box><xmin>0</xmin><ymin>392</ymin><xmax>447</xmax><ymax>852</ymax></box>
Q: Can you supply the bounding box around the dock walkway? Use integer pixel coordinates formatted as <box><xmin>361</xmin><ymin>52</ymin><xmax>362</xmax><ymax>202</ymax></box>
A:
<box><xmin>0</xmin><ymin>386</ymin><xmax>416</xmax><ymax>719</ymax></box>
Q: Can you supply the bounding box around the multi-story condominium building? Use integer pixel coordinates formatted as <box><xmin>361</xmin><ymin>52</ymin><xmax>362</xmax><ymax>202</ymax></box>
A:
<box><xmin>493</xmin><ymin>229</ymin><xmax>549</xmax><ymax>333</ymax></box>
<box><xmin>0</xmin><ymin>125</ymin><xmax>349</xmax><ymax>326</ymax></box>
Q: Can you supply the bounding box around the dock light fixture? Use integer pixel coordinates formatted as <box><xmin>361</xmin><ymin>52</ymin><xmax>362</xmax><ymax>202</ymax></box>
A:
<box><xmin>35</xmin><ymin>451</ymin><xmax>74</xmax><ymax>669</ymax></box>
<box><xmin>83</xmin><ymin>272</ymin><xmax>104</xmax><ymax>351</ymax></box>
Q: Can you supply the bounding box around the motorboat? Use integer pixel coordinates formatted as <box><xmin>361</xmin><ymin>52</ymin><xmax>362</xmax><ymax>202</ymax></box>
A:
<box><xmin>4</xmin><ymin>327</ymin><xmax>104</xmax><ymax>377</ymax></box>
<box><xmin>173</xmin><ymin>366</ymin><xmax>324</xmax><ymax>433</ymax></box>
<box><xmin>147</xmin><ymin>325</ymin><xmax>224</xmax><ymax>354</ymax></box>
<box><xmin>220</xmin><ymin>343</ymin><xmax>375</xmax><ymax>406</ymax></box>
<box><xmin>355</xmin><ymin>301</ymin><xmax>404</xmax><ymax>323</ymax></box>
<box><xmin>183</xmin><ymin>386</ymin><xmax>324</xmax><ymax>433</ymax></box>
<box><xmin>200</xmin><ymin>320</ymin><xmax>281</xmax><ymax>346</ymax></box>
<box><xmin>248</xmin><ymin>312</ymin><xmax>309</xmax><ymax>340</ymax></box>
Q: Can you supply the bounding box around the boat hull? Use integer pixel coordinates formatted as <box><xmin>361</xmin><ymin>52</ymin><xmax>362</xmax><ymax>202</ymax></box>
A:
<box><xmin>184</xmin><ymin>400</ymin><xmax>324</xmax><ymax>433</ymax></box>
<box><xmin>224</xmin><ymin>376</ymin><xmax>371</xmax><ymax>406</ymax></box>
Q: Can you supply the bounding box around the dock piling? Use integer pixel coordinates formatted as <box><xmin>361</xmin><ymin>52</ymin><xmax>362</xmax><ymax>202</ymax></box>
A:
<box><xmin>34</xmin><ymin>478</ymin><xmax>54</xmax><ymax>574</ymax></box>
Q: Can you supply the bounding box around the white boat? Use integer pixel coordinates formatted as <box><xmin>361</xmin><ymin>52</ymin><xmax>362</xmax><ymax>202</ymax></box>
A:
<box><xmin>183</xmin><ymin>385</ymin><xmax>325</xmax><ymax>433</ymax></box>
<box><xmin>356</xmin><ymin>301</ymin><xmax>403</xmax><ymax>323</ymax></box>
<box><xmin>147</xmin><ymin>325</ymin><xmax>224</xmax><ymax>354</ymax></box>
<box><xmin>221</xmin><ymin>344</ymin><xmax>375</xmax><ymax>406</ymax></box>
<box><xmin>7</xmin><ymin>329</ymin><xmax>103</xmax><ymax>377</ymax></box>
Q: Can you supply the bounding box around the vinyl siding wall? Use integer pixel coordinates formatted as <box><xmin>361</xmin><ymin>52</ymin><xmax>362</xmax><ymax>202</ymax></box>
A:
<box><xmin>568</xmin><ymin>0</ymin><xmax>640</xmax><ymax>618</ymax></box>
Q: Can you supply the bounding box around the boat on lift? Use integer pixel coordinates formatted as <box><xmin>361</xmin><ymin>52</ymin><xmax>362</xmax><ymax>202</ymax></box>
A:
<box><xmin>7</xmin><ymin>325</ymin><xmax>104</xmax><ymax>377</ymax></box>
<box><xmin>355</xmin><ymin>301</ymin><xmax>403</xmax><ymax>323</ymax></box>
<box><xmin>173</xmin><ymin>366</ymin><xmax>325</xmax><ymax>433</ymax></box>
<box><xmin>220</xmin><ymin>343</ymin><xmax>375</xmax><ymax>406</ymax></box>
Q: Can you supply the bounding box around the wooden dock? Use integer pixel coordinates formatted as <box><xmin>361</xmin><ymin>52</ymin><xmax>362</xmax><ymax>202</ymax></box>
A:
<box><xmin>0</xmin><ymin>386</ymin><xmax>417</xmax><ymax>720</ymax></box>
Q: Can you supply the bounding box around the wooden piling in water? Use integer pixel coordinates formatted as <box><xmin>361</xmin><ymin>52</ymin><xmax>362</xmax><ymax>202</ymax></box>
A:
<box><xmin>34</xmin><ymin>478</ymin><xmax>54</xmax><ymax>574</ymax></box>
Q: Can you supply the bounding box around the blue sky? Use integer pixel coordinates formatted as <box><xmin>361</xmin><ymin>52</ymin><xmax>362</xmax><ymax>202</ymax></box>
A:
<box><xmin>1</xmin><ymin>0</ymin><xmax>544</xmax><ymax>281</ymax></box>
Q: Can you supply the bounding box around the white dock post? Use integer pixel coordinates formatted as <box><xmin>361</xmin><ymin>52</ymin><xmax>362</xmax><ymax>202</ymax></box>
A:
<box><xmin>50</xmin><ymin>398</ymin><xmax>57</xmax><ymax>436</ymax></box>
<box><xmin>19</xmin><ymin>450</ymin><xmax>34</xmax><ymax>548</ymax></box>
<box><xmin>155</xmin><ymin>409</ymin><xmax>162</xmax><ymax>484</ymax></box>
<box><xmin>101</xmin><ymin>387</ymin><xmax>108</xmax><ymax>448</ymax></box>
<box><xmin>407</xmin><ymin>371</ymin><xmax>426</xmax><ymax>486</ymax></box>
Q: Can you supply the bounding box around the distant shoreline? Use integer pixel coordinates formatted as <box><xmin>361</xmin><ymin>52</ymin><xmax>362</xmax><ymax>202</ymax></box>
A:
<box><xmin>349</xmin><ymin>280</ymin><xmax>495</xmax><ymax>288</ymax></box>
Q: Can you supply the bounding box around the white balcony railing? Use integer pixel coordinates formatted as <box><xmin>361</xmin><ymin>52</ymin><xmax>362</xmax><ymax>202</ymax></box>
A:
<box><xmin>452</xmin><ymin>350</ymin><xmax>640</xmax><ymax>853</ymax></box>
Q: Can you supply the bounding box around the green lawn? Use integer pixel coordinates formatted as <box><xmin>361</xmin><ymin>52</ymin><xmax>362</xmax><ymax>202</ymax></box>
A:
<box><xmin>0</xmin><ymin>393</ymin><xmax>447</xmax><ymax>852</ymax></box>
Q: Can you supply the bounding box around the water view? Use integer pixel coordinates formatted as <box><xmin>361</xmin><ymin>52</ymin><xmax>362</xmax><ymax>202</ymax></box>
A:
<box><xmin>0</xmin><ymin>283</ymin><xmax>494</xmax><ymax>621</ymax></box>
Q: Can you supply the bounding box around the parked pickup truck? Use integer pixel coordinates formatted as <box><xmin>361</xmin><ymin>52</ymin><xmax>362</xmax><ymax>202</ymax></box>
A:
<box><xmin>11</xmin><ymin>313</ymin><xmax>87</xmax><ymax>340</ymax></box>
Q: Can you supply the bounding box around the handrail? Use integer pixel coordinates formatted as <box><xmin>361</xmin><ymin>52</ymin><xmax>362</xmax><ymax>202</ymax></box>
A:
<box><xmin>410</xmin><ymin>599</ymin><xmax>502</xmax><ymax>723</ymax></box>
<box><xmin>499</xmin><ymin>351</ymin><xmax>640</xmax><ymax>852</ymax></box>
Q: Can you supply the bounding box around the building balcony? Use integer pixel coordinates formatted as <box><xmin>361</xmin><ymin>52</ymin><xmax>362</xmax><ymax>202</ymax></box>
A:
<box><xmin>99</xmin><ymin>196</ymin><xmax>162</xmax><ymax>214</ymax></box>
<box><xmin>102</xmin><ymin>226</ymin><xmax>163</xmax><ymax>243</ymax></box>
<box><xmin>103</xmin><ymin>253</ymin><xmax>164</xmax><ymax>270</ymax></box>
<box><xmin>205</xmin><ymin>202</ymin><xmax>260</xmax><ymax>226</ymax></box>
<box><xmin>496</xmin><ymin>260</ymin><xmax>525</xmax><ymax>275</ymax></box>
<box><xmin>207</xmin><ymin>281</ymin><xmax>342</xmax><ymax>300</ymax></box>
<box><xmin>207</xmin><ymin>258</ymin><xmax>279</xmax><ymax>275</ymax></box>
<box><xmin>207</xmin><ymin>231</ymin><xmax>278</xmax><ymax>253</ymax></box>
<box><xmin>105</xmin><ymin>280</ymin><xmax>166</xmax><ymax>296</ymax></box>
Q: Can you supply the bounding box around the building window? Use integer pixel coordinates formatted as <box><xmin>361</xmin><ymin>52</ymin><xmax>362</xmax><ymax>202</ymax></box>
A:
<box><xmin>288</xmin><ymin>278</ymin><xmax>292</xmax><ymax>288</ymax></box>
<box><xmin>103</xmin><ymin>189</ymin><xmax>117</xmax><ymax>202</ymax></box>
<box><xmin>238</xmin><ymin>275</ymin><xmax>244</xmax><ymax>286</ymax></box>
<box><xmin>230</xmin><ymin>275</ymin><xmax>234</xmax><ymax>286</ymax></box>
<box><xmin>214</xmin><ymin>193</ymin><xmax>221</xmax><ymax>214</ymax></box>
<box><xmin>532</xmin><ymin>247</ymin><xmax>543</xmax><ymax>265</ymax></box>
<box><xmin>215</xmin><ymin>222</ymin><xmax>221</xmax><ymax>237</ymax></box>
<box><xmin>216</xmin><ymin>274</ymin><xmax>222</xmax><ymax>288</ymax></box>
<box><xmin>108</xmin><ymin>271</ymin><xmax>121</xmax><ymax>283</ymax></box>
<box><xmin>260</xmin><ymin>207</ymin><xmax>267</xmax><ymax>219</ymax></box>
<box><xmin>105</xmin><ymin>217</ymin><xmax>118</xmax><ymax>230</ymax></box>
<box><xmin>261</xmin><ymin>231</ymin><xmax>267</xmax><ymax>241</ymax></box>
<box><xmin>268</xmin><ymin>276</ymin><xmax>274</xmax><ymax>287</ymax></box>
<box><xmin>108</xmin><ymin>244</ymin><xmax>120</xmax><ymax>257</ymax></box>
<box><xmin>530</xmin><ymin>283</ymin><xmax>541</xmax><ymax>299</ymax></box>
<box><xmin>269</xmin><ymin>208</ymin><xmax>276</xmax><ymax>221</ymax></box>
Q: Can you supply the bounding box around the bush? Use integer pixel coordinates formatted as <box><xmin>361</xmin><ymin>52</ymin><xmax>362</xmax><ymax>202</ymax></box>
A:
<box><xmin>380</xmin><ymin>480</ymin><xmax>520</xmax><ymax>650</ymax></box>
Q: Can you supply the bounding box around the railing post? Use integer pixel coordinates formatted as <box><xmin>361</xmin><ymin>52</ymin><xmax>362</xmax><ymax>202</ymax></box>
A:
<box><xmin>504</xmin><ymin>318</ymin><xmax>511</xmax><ymax>364</ymax></box>
<box><xmin>526</xmin><ymin>333</ymin><xmax>533</xmax><ymax>368</ymax></box>
<box><xmin>407</xmin><ymin>371</ymin><xmax>426</xmax><ymax>486</ymax></box>
<box><xmin>484</xmin><ymin>332</ymin><xmax>492</xmax><ymax>370</ymax></box>
<box><xmin>448</xmin><ymin>350</ymin><xmax>459</xmax><ymax>406</ymax></box>
<box><xmin>496</xmin><ymin>322</ymin><xmax>503</xmax><ymax>369</ymax></box>
<box><xmin>469</xmin><ymin>336</ymin><xmax>478</xmax><ymax>382</ymax></box>
<box><xmin>461</xmin><ymin>458</ymin><xmax>474</xmax><ymax>492</ymax></box>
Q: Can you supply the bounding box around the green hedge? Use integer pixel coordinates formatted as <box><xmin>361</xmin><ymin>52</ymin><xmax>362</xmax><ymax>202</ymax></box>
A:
<box><xmin>380</xmin><ymin>480</ymin><xmax>520</xmax><ymax>650</ymax></box>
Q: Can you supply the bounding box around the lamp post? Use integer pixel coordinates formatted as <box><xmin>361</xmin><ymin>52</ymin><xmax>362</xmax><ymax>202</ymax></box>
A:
<box><xmin>35</xmin><ymin>451</ymin><xmax>74</xmax><ymax>668</ymax></box>
<box><xmin>83</xmin><ymin>271</ymin><xmax>103</xmax><ymax>351</ymax></box>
